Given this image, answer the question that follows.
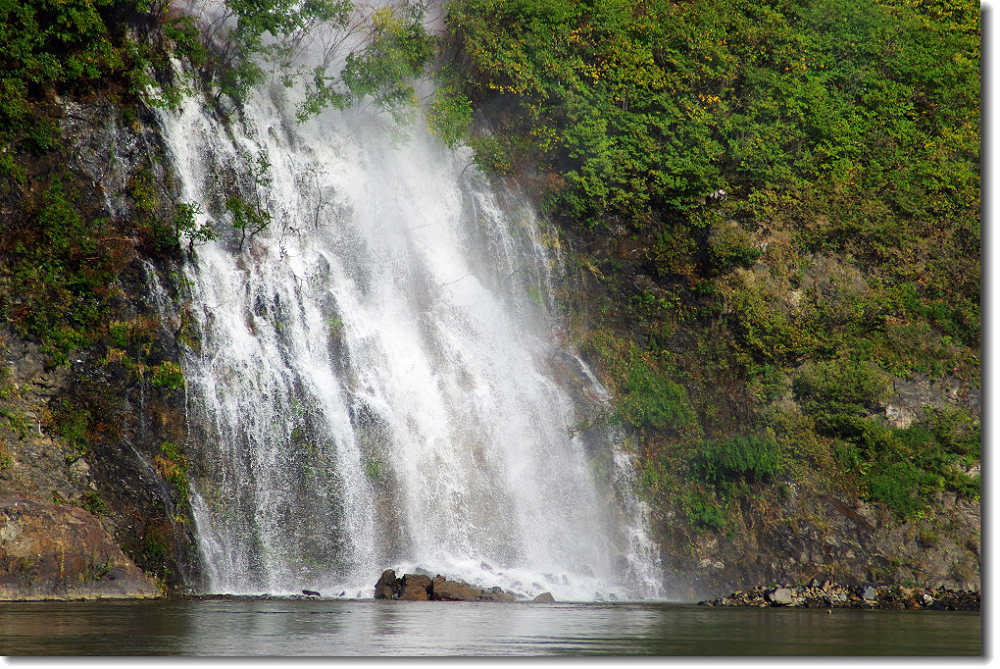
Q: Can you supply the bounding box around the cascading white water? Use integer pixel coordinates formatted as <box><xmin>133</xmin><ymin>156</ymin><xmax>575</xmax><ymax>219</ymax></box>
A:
<box><xmin>156</xmin><ymin>55</ymin><xmax>662</xmax><ymax>600</ymax></box>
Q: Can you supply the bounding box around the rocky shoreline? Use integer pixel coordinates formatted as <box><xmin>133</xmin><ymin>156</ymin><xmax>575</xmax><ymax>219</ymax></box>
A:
<box><xmin>699</xmin><ymin>582</ymin><xmax>979</xmax><ymax>611</ymax></box>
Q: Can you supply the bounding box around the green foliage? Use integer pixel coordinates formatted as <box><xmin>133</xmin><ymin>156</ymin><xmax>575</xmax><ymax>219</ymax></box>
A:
<box><xmin>130</xmin><ymin>164</ymin><xmax>214</xmax><ymax>256</ymax></box>
<box><xmin>922</xmin><ymin>404</ymin><xmax>981</xmax><ymax>459</ymax></box>
<box><xmin>0</xmin><ymin>0</ymin><xmax>129</xmax><ymax>158</ymax></box>
<box><xmin>448</xmin><ymin>0</ymin><xmax>979</xmax><ymax>534</ymax></box>
<box><xmin>337</xmin><ymin>6</ymin><xmax>435</xmax><ymax>121</ymax></box>
<box><xmin>680</xmin><ymin>490</ymin><xmax>728</xmax><ymax>532</ymax></box>
<box><xmin>224</xmin><ymin>150</ymin><xmax>272</xmax><ymax>250</ymax></box>
<box><xmin>159</xmin><ymin>440</ymin><xmax>182</xmax><ymax>462</ymax></box>
<box><xmin>363</xmin><ymin>456</ymin><xmax>384</xmax><ymax>482</ymax></box>
<box><xmin>792</xmin><ymin>356</ymin><xmax>979</xmax><ymax>517</ymax></box>
<box><xmin>444</xmin><ymin>0</ymin><xmax>980</xmax><ymax>355</ymax></box>
<box><xmin>179</xmin><ymin>0</ymin><xmax>433</xmax><ymax>125</ymax></box>
<box><xmin>144</xmin><ymin>531</ymin><xmax>168</xmax><ymax>562</ymax></box>
<box><xmin>618</xmin><ymin>357</ymin><xmax>696</xmax><ymax>434</ymax></box>
<box><xmin>51</xmin><ymin>400</ymin><xmax>91</xmax><ymax>462</ymax></box>
<box><xmin>207</xmin><ymin>0</ymin><xmax>353</xmax><ymax>104</ymax></box>
<box><xmin>706</xmin><ymin>222</ymin><xmax>763</xmax><ymax>274</ymax></box>
<box><xmin>327</xmin><ymin>314</ymin><xmax>344</xmax><ymax>338</ymax></box>
<box><xmin>157</xmin><ymin>441</ymin><xmax>190</xmax><ymax>508</ymax></box>
<box><xmin>174</xmin><ymin>202</ymin><xmax>214</xmax><ymax>251</ymax></box>
<box><xmin>428</xmin><ymin>86</ymin><xmax>473</xmax><ymax>148</ymax></box>
<box><xmin>150</xmin><ymin>361</ymin><xmax>184</xmax><ymax>390</ymax></box>
<box><xmin>81</xmin><ymin>489</ymin><xmax>108</xmax><ymax>516</ymax></box>
<box><xmin>794</xmin><ymin>360</ymin><xmax>891</xmax><ymax>436</ymax></box>
<box><xmin>0</xmin><ymin>175</ymin><xmax>131</xmax><ymax>365</ymax></box>
<box><xmin>693</xmin><ymin>435</ymin><xmax>782</xmax><ymax>486</ymax></box>
<box><xmin>828</xmin><ymin>408</ymin><xmax>980</xmax><ymax>518</ymax></box>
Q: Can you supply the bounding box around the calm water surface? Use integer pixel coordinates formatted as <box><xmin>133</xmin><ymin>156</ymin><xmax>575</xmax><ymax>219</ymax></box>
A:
<box><xmin>0</xmin><ymin>599</ymin><xmax>981</xmax><ymax>656</ymax></box>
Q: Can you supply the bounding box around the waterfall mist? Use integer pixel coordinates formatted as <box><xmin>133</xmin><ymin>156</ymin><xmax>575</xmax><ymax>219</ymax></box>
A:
<box><xmin>155</xmin><ymin>65</ymin><xmax>662</xmax><ymax>600</ymax></box>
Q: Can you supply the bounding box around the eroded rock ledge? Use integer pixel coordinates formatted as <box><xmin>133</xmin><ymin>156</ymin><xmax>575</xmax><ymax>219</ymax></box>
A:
<box><xmin>699</xmin><ymin>582</ymin><xmax>979</xmax><ymax>611</ymax></box>
<box><xmin>0</xmin><ymin>495</ymin><xmax>160</xmax><ymax>600</ymax></box>
<box><xmin>374</xmin><ymin>569</ymin><xmax>554</xmax><ymax>602</ymax></box>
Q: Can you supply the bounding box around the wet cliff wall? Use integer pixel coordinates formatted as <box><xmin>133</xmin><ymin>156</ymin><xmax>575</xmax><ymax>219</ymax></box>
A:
<box><xmin>0</xmin><ymin>93</ymin><xmax>202</xmax><ymax>597</ymax></box>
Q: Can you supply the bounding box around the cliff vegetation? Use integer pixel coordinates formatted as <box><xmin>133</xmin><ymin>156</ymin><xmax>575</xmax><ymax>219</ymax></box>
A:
<box><xmin>0</xmin><ymin>0</ymin><xmax>981</xmax><ymax>598</ymax></box>
<box><xmin>439</xmin><ymin>0</ymin><xmax>981</xmax><ymax>594</ymax></box>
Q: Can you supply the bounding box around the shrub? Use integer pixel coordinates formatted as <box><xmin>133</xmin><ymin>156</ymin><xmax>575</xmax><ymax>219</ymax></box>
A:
<box><xmin>618</xmin><ymin>362</ymin><xmax>697</xmax><ymax>434</ymax></box>
<box><xmin>156</xmin><ymin>441</ymin><xmax>190</xmax><ymax>509</ymax></box>
<box><xmin>794</xmin><ymin>360</ymin><xmax>891</xmax><ymax>438</ymax></box>
<box><xmin>693</xmin><ymin>435</ymin><xmax>782</xmax><ymax>486</ymax></box>
<box><xmin>81</xmin><ymin>490</ymin><xmax>108</xmax><ymax>516</ymax></box>
<box><xmin>865</xmin><ymin>459</ymin><xmax>935</xmax><ymax>519</ymax></box>
<box><xmin>363</xmin><ymin>456</ymin><xmax>384</xmax><ymax>482</ymax></box>
<box><xmin>53</xmin><ymin>401</ymin><xmax>91</xmax><ymax>462</ymax></box>
<box><xmin>428</xmin><ymin>86</ymin><xmax>473</xmax><ymax>148</ymax></box>
<box><xmin>681</xmin><ymin>490</ymin><xmax>728</xmax><ymax>531</ymax></box>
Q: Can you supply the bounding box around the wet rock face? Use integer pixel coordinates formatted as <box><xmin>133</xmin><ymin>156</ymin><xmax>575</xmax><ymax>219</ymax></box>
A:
<box><xmin>373</xmin><ymin>571</ymin><xmax>520</xmax><ymax>602</ymax></box>
<box><xmin>0</xmin><ymin>98</ymin><xmax>204</xmax><ymax>596</ymax></box>
<box><xmin>0</xmin><ymin>495</ymin><xmax>159</xmax><ymax>600</ymax></box>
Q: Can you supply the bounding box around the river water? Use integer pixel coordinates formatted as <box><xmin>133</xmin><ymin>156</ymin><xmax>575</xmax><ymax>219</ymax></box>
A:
<box><xmin>0</xmin><ymin>599</ymin><xmax>981</xmax><ymax>656</ymax></box>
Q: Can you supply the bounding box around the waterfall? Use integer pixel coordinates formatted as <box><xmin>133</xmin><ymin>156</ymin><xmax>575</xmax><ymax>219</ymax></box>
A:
<box><xmin>155</xmin><ymin>65</ymin><xmax>662</xmax><ymax>601</ymax></box>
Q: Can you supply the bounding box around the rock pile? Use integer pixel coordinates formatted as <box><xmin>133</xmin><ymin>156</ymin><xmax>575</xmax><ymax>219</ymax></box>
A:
<box><xmin>374</xmin><ymin>570</ymin><xmax>555</xmax><ymax>602</ymax></box>
<box><xmin>699</xmin><ymin>581</ymin><xmax>979</xmax><ymax>610</ymax></box>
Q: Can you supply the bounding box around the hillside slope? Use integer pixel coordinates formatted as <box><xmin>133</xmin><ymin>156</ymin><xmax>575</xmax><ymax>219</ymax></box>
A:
<box><xmin>440</xmin><ymin>0</ymin><xmax>981</xmax><ymax>597</ymax></box>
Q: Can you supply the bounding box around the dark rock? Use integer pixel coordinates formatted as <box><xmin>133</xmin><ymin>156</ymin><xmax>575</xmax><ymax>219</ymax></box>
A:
<box><xmin>302</xmin><ymin>589</ymin><xmax>320</xmax><ymax>597</ymax></box>
<box><xmin>533</xmin><ymin>592</ymin><xmax>555</xmax><ymax>602</ymax></box>
<box><xmin>479</xmin><ymin>587</ymin><xmax>516</xmax><ymax>602</ymax></box>
<box><xmin>371</xmin><ymin>570</ymin><xmax>522</xmax><ymax>603</ymax></box>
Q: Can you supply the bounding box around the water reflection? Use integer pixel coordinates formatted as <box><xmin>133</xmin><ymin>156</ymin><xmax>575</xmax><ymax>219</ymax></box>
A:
<box><xmin>0</xmin><ymin>600</ymin><xmax>981</xmax><ymax>656</ymax></box>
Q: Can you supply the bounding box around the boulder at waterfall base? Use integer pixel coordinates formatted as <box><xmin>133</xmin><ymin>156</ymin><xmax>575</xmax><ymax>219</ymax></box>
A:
<box><xmin>374</xmin><ymin>571</ymin><xmax>516</xmax><ymax>602</ymax></box>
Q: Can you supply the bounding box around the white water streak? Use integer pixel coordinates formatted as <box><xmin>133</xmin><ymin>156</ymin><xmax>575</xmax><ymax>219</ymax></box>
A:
<box><xmin>156</xmin><ymin>59</ymin><xmax>661</xmax><ymax>601</ymax></box>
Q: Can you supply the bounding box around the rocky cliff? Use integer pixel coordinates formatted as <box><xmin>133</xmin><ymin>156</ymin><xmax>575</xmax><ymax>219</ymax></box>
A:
<box><xmin>0</xmin><ymin>0</ymin><xmax>981</xmax><ymax>602</ymax></box>
<box><xmin>0</xmin><ymin>97</ymin><xmax>202</xmax><ymax>598</ymax></box>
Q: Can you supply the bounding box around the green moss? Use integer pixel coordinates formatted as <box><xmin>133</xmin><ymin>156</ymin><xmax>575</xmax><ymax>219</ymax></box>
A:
<box><xmin>157</xmin><ymin>441</ymin><xmax>190</xmax><ymax>510</ymax></box>
<box><xmin>363</xmin><ymin>456</ymin><xmax>384</xmax><ymax>483</ymax></box>
<box><xmin>144</xmin><ymin>531</ymin><xmax>168</xmax><ymax>562</ymax></box>
<box><xmin>81</xmin><ymin>490</ymin><xmax>107</xmax><ymax>516</ymax></box>
<box><xmin>52</xmin><ymin>401</ymin><xmax>92</xmax><ymax>462</ymax></box>
<box><xmin>150</xmin><ymin>361</ymin><xmax>184</xmax><ymax>390</ymax></box>
<box><xmin>596</xmin><ymin>341</ymin><xmax>699</xmax><ymax>436</ymax></box>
